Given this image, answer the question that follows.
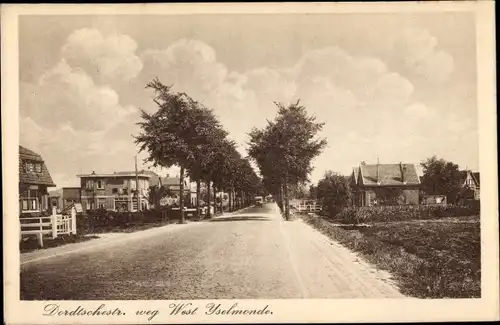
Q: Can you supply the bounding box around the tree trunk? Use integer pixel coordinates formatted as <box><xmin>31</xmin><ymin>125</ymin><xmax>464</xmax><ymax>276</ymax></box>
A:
<box><xmin>284</xmin><ymin>178</ymin><xmax>290</xmax><ymax>221</ymax></box>
<box><xmin>207</xmin><ymin>180</ymin><xmax>211</xmax><ymax>218</ymax></box>
<box><xmin>232</xmin><ymin>189</ymin><xmax>236</xmax><ymax>211</ymax></box>
<box><xmin>228</xmin><ymin>187</ymin><xmax>232</xmax><ymax>212</ymax></box>
<box><xmin>221</xmin><ymin>188</ymin><xmax>224</xmax><ymax>213</ymax></box>
<box><xmin>196</xmin><ymin>177</ymin><xmax>201</xmax><ymax>219</ymax></box>
<box><xmin>156</xmin><ymin>178</ymin><xmax>163</xmax><ymax>211</ymax></box>
<box><xmin>179</xmin><ymin>166</ymin><xmax>185</xmax><ymax>224</ymax></box>
<box><xmin>278</xmin><ymin>183</ymin><xmax>283</xmax><ymax>213</ymax></box>
<box><xmin>212</xmin><ymin>183</ymin><xmax>217</xmax><ymax>215</ymax></box>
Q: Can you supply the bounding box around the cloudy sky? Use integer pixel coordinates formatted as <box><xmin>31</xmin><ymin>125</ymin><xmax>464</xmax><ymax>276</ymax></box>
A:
<box><xmin>19</xmin><ymin>13</ymin><xmax>478</xmax><ymax>188</ymax></box>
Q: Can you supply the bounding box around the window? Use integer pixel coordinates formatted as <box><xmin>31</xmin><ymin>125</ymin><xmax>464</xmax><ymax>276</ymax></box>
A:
<box><xmin>366</xmin><ymin>192</ymin><xmax>373</xmax><ymax>206</ymax></box>
<box><xmin>123</xmin><ymin>188</ymin><xmax>128</xmax><ymax>195</ymax></box>
<box><xmin>25</xmin><ymin>162</ymin><xmax>34</xmax><ymax>173</ymax></box>
<box><xmin>35</xmin><ymin>163</ymin><xmax>42</xmax><ymax>173</ymax></box>
<box><xmin>21</xmin><ymin>198</ymin><xmax>38</xmax><ymax>211</ymax></box>
<box><xmin>85</xmin><ymin>180</ymin><xmax>94</xmax><ymax>189</ymax></box>
<box><xmin>112</xmin><ymin>188</ymin><xmax>118</xmax><ymax>194</ymax></box>
<box><xmin>96</xmin><ymin>180</ymin><xmax>104</xmax><ymax>189</ymax></box>
<box><xmin>98</xmin><ymin>198</ymin><xmax>106</xmax><ymax>209</ymax></box>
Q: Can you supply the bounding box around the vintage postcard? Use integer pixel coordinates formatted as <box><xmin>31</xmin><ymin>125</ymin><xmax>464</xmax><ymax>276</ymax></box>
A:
<box><xmin>2</xmin><ymin>2</ymin><xmax>498</xmax><ymax>324</ymax></box>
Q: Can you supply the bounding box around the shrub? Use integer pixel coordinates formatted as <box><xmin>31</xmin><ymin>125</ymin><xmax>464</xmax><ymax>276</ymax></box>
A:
<box><xmin>77</xmin><ymin>210</ymin><xmax>166</xmax><ymax>233</ymax></box>
<box><xmin>316</xmin><ymin>171</ymin><xmax>352</xmax><ymax>216</ymax></box>
<box><xmin>332</xmin><ymin>204</ymin><xmax>480</xmax><ymax>224</ymax></box>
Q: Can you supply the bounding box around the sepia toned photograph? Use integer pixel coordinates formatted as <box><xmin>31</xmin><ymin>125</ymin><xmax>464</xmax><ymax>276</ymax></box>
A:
<box><xmin>2</xmin><ymin>2</ymin><xmax>498</xmax><ymax>324</ymax></box>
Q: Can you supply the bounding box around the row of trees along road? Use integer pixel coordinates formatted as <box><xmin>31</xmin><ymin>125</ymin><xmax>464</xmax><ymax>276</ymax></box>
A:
<box><xmin>135</xmin><ymin>78</ymin><xmax>262</xmax><ymax>224</ymax></box>
<box><xmin>248</xmin><ymin>101</ymin><xmax>327</xmax><ymax>221</ymax></box>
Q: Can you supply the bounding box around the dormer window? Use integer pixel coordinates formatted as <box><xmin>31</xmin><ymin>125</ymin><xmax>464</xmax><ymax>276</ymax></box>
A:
<box><xmin>25</xmin><ymin>161</ymin><xmax>42</xmax><ymax>173</ymax></box>
<box><xmin>25</xmin><ymin>162</ymin><xmax>34</xmax><ymax>173</ymax></box>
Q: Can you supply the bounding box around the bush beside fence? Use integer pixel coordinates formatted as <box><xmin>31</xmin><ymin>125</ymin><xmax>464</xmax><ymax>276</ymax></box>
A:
<box><xmin>77</xmin><ymin>209</ymin><xmax>173</xmax><ymax>234</ymax></box>
<box><xmin>330</xmin><ymin>203</ymin><xmax>480</xmax><ymax>224</ymax></box>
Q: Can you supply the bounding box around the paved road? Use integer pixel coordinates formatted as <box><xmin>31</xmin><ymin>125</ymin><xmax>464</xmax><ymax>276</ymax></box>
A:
<box><xmin>20</xmin><ymin>204</ymin><xmax>404</xmax><ymax>300</ymax></box>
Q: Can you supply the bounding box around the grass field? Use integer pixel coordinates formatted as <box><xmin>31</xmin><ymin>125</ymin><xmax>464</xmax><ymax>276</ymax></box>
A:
<box><xmin>301</xmin><ymin>214</ymin><xmax>480</xmax><ymax>298</ymax></box>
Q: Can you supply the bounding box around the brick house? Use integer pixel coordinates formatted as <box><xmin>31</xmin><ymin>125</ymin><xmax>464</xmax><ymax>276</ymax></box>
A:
<box><xmin>350</xmin><ymin>162</ymin><xmax>421</xmax><ymax>206</ymax></box>
<box><xmin>77</xmin><ymin>171</ymin><xmax>151</xmax><ymax>212</ymax></box>
<box><xmin>19</xmin><ymin>146</ymin><xmax>56</xmax><ymax>215</ymax></box>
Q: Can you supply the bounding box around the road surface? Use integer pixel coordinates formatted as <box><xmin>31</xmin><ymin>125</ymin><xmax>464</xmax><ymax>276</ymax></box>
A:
<box><xmin>20</xmin><ymin>204</ymin><xmax>404</xmax><ymax>299</ymax></box>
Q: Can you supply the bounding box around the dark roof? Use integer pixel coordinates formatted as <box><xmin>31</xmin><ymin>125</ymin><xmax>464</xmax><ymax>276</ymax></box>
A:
<box><xmin>48</xmin><ymin>189</ymin><xmax>63</xmax><ymax>197</ymax></box>
<box><xmin>352</xmin><ymin>167</ymin><xmax>359</xmax><ymax>184</ymax></box>
<box><xmin>459</xmin><ymin>170</ymin><xmax>480</xmax><ymax>187</ymax></box>
<box><xmin>163</xmin><ymin>177</ymin><xmax>183</xmax><ymax>186</ymax></box>
<box><xmin>472</xmin><ymin>172</ymin><xmax>480</xmax><ymax>186</ymax></box>
<box><xmin>358</xmin><ymin>163</ymin><xmax>420</xmax><ymax>186</ymax></box>
<box><xmin>143</xmin><ymin>170</ymin><xmax>161</xmax><ymax>186</ymax></box>
<box><xmin>19</xmin><ymin>145</ymin><xmax>56</xmax><ymax>187</ymax></box>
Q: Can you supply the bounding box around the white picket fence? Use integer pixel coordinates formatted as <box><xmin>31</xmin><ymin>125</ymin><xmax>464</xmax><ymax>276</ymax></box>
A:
<box><xmin>20</xmin><ymin>207</ymin><xmax>77</xmax><ymax>247</ymax></box>
<box><xmin>291</xmin><ymin>200</ymin><xmax>322</xmax><ymax>213</ymax></box>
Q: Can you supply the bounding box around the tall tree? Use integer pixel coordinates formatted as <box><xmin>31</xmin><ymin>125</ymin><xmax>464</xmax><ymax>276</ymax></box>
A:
<box><xmin>135</xmin><ymin>78</ymin><xmax>223</xmax><ymax>223</ymax></box>
<box><xmin>316</xmin><ymin>171</ymin><xmax>352</xmax><ymax>217</ymax></box>
<box><xmin>309</xmin><ymin>184</ymin><xmax>318</xmax><ymax>199</ymax></box>
<box><xmin>248</xmin><ymin>100</ymin><xmax>327</xmax><ymax>220</ymax></box>
<box><xmin>420</xmin><ymin>156</ymin><xmax>463</xmax><ymax>203</ymax></box>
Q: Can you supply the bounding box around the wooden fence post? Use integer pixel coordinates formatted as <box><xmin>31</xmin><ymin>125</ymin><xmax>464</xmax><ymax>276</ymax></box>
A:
<box><xmin>51</xmin><ymin>207</ymin><xmax>58</xmax><ymax>239</ymax></box>
<box><xmin>71</xmin><ymin>207</ymin><xmax>77</xmax><ymax>235</ymax></box>
<box><xmin>37</xmin><ymin>233</ymin><xmax>44</xmax><ymax>248</ymax></box>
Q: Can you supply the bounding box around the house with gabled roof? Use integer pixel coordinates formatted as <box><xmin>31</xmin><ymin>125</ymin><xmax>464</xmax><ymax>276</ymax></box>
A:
<box><xmin>19</xmin><ymin>145</ymin><xmax>56</xmax><ymax>215</ymax></box>
<box><xmin>350</xmin><ymin>161</ymin><xmax>421</xmax><ymax>206</ymax></box>
<box><xmin>459</xmin><ymin>170</ymin><xmax>480</xmax><ymax>201</ymax></box>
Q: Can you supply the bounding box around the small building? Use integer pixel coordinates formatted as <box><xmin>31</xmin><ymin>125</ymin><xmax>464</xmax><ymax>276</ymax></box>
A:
<box><xmin>350</xmin><ymin>162</ymin><xmax>421</xmax><ymax>206</ymax></box>
<box><xmin>19</xmin><ymin>146</ymin><xmax>56</xmax><ymax>215</ymax></box>
<box><xmin>459</xmin><ymin>170</ymin><xmax>480</xmax><ymax>201</ymax></box>
<box><xmin>62</xmin><ymin>187</ymin><xmax>82</xmax><ymax>211</ymax></box>
<box><xmin>48</xmin><ymin>189</ymin><xmax>63</xmax><ymax>212</ymax></box>
<box><xmin>77</xmin><ymin>171</ymin><xmax>151</xmax><ymax>212</ymax></box>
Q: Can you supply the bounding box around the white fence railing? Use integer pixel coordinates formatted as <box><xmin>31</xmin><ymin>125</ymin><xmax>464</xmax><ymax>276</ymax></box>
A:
<box><xmin>20</xmin><ymin>207</ymin><xmax>77</xmax><ymax>247</ymax></box>
<box><xmin>290</xmin><ymin>200</ymin><xmax>322</xmax><ymax>213</ymax></box>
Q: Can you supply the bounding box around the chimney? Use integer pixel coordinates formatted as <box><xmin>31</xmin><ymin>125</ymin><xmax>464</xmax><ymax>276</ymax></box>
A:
<box><xmin>92</xmin><ymin>171</ymin><xmax>95</xmax><ymax>175</ymax></box>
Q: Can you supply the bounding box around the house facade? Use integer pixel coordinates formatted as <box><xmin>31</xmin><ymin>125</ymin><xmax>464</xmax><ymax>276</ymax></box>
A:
<box><xmin>77</xmin><ymin>171</ymin><xmax>151</xmax><ymax>212</ymax></box>
<box><xmin>459</xmin><ymin>170</ymin><xmax>480</xmax><ymax>201</ymax></box>
<box><xmin>19</xmin><ymin>146</ymin><xmax>56</xmax><ymax>215</ymax></box>
<box><xmin>154</xmin><ymin>176</ymin><xmax>195</xmax><ymax>207</ymax></box>
<box><xmin>350</xmin><ymin>162</ymin><xmax>421</xmax><ymax>206</ymax></box>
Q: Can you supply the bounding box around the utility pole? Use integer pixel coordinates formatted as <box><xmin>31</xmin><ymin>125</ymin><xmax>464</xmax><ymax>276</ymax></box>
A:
<box><xmin>135</xmin><ymin>155</ymin><xmax>141</xmax><ymax>212</ymax></box>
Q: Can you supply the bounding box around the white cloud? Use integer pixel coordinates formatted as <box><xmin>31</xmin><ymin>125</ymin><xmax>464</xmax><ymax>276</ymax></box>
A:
<box><xmin>21</xmin><ymin>60</ymin><xmax>137</xmax><ymax>132</ymax></box>
<box><xmin>394</xmin><ymin>27</ymin><xmax>455</xmax><ymax>83</ymax></box>
<box><xmin>20</xmin><ymin>31</ymin><xmax>473</xmax><ymax>187</ymax></box>
<box><xmin>20</xmin><ymin>116</ymin><xmax>147</xmax><ymax>188</ymax></box>
<box><xmin>404</xmin><ymin>102</ymin><xmax>435</xmax><ymax>119</ymax></box>
<box><xmin>137</xmin><ymin>40</ymin><xmax>430</xmax><ymax>181</ymax></box>
<box><xmin>62</xmin><ymin>28</ymin><xmax>143</xmax><ymax>82</ymax></box>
